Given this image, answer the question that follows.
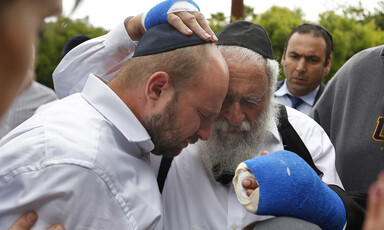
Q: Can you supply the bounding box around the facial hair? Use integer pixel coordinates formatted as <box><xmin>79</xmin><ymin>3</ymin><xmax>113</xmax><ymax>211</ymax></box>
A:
<box><xmin>144</xmin><ymin>96</ymin><xmax>186</xmax><ymax>158</ymax></box>
<box><xmin>197</xmin><ymin>100</ymin><xmax>278</xmax><ymax>181</ymax></box>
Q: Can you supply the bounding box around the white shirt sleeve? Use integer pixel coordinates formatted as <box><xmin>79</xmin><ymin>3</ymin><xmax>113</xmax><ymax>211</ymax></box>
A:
<box><xmin>53</xmin><ymin>17</ymin><xmax>138</xmax><ymax>99</ymax></box>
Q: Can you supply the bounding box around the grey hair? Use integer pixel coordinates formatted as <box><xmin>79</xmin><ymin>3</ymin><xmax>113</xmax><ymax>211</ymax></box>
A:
<box><xmin>217</xmin><ymin>45</ymin><xmax>279</xmax><ymax>100</ymax></box>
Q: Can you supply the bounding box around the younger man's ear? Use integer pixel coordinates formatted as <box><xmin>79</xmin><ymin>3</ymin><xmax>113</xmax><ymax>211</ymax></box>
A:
<box><xmin>145</xmin><ymin>71</ymin><xmax>173</xmax><ymax>104</ymax></box>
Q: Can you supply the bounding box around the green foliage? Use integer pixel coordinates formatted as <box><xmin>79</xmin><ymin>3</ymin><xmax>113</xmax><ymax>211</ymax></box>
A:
<box><xmin>36</xmin><ymin>16</ymin><xmax>107</xmax><ymax>89</ymax></box>
<box><xmin>36</xmin><ymin>2</ymin><xmax>384</xmax><ymax>89</ymax></box>
<box><xmin>208</xmin><ymin>12</ymin><xmax>229</xmax><ymax>33</ymax></box>
<box><xmin>252</xmin><ymin>6</ymin><xmax>304</xmax><ymax>64</ymax></box>
<box><xmin>319</xmin><ymin>11</ymin><xmax>384</xmax><ymax>82</ymax></box>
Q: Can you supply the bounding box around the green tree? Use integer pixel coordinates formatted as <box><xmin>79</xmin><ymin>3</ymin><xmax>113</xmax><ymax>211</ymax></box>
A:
<box><xmin>36</xmin><ymin>16</ymin><xmax>107</xmax><ymax>89</ymax></box>
<box><xmin>319</xmin><ymin>10</ymin><xmax>384</xmax><ymax>82</ymax></box>
<box><xmin>252</xmin><ymin>6</ymin><xmax>304</xmax><ymax>64</ymax></box>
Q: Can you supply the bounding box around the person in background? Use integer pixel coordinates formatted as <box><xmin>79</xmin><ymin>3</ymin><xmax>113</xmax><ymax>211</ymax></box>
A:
<box><xmin>311</xmin><ymin>44</ymin><xmax>384</xmax><ymax>209</ymax></box>
<box><xmin>275</xmin><ymin>23</ymin><xmax>332</xmax><ymax>115</ymax></box>
<box><xmin>0</xmin><ymin>46</ymin><xmax>57</xmax><ymax>139</ymax></box>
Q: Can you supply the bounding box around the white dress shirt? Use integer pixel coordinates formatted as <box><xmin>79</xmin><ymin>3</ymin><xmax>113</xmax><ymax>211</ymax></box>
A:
<box><xmin>275</xmin><ymin>80</ymin><xmax>319</xmax><ymax>115</ymax></box>
<box><xmin>161</xmin><ymin>106</ymin><xmax>343</xmax><ymax>230</ymax></box>
<box><xmin>0</xmin><ymin>75</ymin><xmax>163</xmax><ymax>230</ymax></box>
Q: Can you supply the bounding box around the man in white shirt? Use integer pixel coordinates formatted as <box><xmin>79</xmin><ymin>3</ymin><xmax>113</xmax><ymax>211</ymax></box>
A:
<box><xmin>0</xmin><ymin>13</ymin><xmax>229</xmax><ymax>230</ymax></box>
<box><xmin>274</xmin><ymin>23</ymin><xmax>333</xmax><ymax>115</ymax></box>
<box><xmin>51</xmin><ymin>18</ymin><xmax>356</xmax><ymax>228</ymax></box>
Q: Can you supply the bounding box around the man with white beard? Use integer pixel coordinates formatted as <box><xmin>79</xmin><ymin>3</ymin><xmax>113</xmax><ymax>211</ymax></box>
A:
<box><xmin>159</xmin><ymin>21</ymin><xmax>343</xmax><ymax>230</ymax></box>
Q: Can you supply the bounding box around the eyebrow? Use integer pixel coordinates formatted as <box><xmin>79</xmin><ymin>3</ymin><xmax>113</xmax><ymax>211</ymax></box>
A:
<box><xmin>288</xmin><ymin>51</ymin><xmax>321</xmax><ymax>60</ymax></box>
<box><xmin>245</xmin><ymin>93</ymin><xmax>265</xmax><ymax>104</ymax></box>
<box><xmin>225</xmin><ymin>92</ymin><xmax>266</xmax><ymax>103</ymax></box>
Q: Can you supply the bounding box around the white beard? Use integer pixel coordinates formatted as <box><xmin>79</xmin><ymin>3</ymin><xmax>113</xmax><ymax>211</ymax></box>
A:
<box><xmin>197</xmin><ymin>100</ymin><xmax>278</xmax><ymax>181</ymax></box>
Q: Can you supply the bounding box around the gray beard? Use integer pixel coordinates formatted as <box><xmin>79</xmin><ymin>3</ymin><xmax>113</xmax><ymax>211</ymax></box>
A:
<box><xmin>197</xmin><ymin>100</ymin><xmax>279</xmax><ymax>180</ymax></box>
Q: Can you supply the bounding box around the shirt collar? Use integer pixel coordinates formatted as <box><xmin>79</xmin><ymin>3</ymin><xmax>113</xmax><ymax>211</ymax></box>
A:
<box><xmin>81</xmin><ymin>74</ymin><xmax>154</xmax><ymax>153</ymax></box>
<box><xmin>274</xmin><ymin>79</ymin><xmax>319</xmax><ymax>106</ymax></box>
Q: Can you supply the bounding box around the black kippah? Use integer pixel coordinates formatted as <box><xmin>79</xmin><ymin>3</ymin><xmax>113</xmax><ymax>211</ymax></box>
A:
<box><xmin>133</xmin><ymin>23</ymin><xmax>211</xmax><ymax>57</ymax></box>
<box><xmin>216</xmin><ymin>21</ymin><xmax>274</xmax><ymax>59</ymax></box>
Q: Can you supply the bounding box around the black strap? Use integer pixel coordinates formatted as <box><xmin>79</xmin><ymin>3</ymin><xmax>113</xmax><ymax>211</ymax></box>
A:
<box><xmin>277</xmin><ymin>104</ymin><xmax>324</xmax><ymax>177</ymax></box>
<box><xmin>329</xmin><ymin>185</ymin><xmax>365</xmax><ymax>230</ymax></box>
<box><xmin>157</xmin><ymin>156</ymin><xmax>173</xmax><ymax>193</ymax></box>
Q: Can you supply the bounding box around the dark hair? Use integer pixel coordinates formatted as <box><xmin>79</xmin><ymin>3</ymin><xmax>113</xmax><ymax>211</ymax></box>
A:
<box><xmin>283</xmin><ymin>23</ymin><xmax>333</xmax><ymax>66</ymax></box>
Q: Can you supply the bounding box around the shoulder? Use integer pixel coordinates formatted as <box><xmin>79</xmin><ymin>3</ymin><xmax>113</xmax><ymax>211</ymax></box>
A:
<box><xmin>285</xmin><ymin>106</ymin><xmax>326</xmax><ymax>135</ymax></box>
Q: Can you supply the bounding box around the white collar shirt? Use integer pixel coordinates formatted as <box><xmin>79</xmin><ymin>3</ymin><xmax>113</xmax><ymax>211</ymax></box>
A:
<box><xmin>0</xmin><ymin>75</ymin><xmax>162</xmax><ymax>230</ymax></box>
<box><xmin>160</xmin><ymin>106</ymin><xmax>342</xmax><ymax>230</ymax></box>
<box><xmin>275</xmin><ymin>80</ymin><xmax>319</xmax><ymax>115</ymax></box>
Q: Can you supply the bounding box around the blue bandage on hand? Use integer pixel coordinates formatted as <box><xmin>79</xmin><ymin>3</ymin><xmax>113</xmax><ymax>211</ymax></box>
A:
<box><xmin>142</xmin><ymin>0</ymin><xmax>200</xmax><ymax>31</ymax></box>
<box><xmin>233</xmin><ymin>150</ymin><xmax>346</xmax><ymax>230</ymax></box>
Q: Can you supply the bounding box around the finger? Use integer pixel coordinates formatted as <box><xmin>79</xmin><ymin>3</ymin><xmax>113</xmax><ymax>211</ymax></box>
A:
<box><xmin>47</xmin><ymin>224</ymin><xmax>65</xmax><ymax>230</ymax></box>
<box><xmin>8</xmin><ymin>211</ymin><xmax>37</xmax><ymax>230</ymax></box>
<box><xmin>170</xmin><ymin>12</ymin><xmax>213</xmax><ymax>41</ymax></box>
<box><xmin>167</xmin><ymin>13</ymin><xmax>193</xmax><ymax>36</ymax></box>
<box><xmin>246</xmin><ymin>189</ymin><xmax>254</xmax><ymax>197</ymax></box>
<box><xmin>366</xmin><ymin>182</ymin><xmax>380</xmax><ymax>220</ymax></box>
<box><xmin>260</xmin><ymin>150</ymin><xmax>269</xmax><ymax>156</ymax></box>
<box><xmin>190</xmin><ymin>11</ymin><xmax>218</xmax><ymax>42</ymax></box>
<box><xmin>242</xmin><ymin>178</ymin><xmax>259</xmax><ymax>189</ymax></box>
<box><xmin>377</xmin><ymin>172</ymin><xmax>384</xmax><ymax>210</ymax></box>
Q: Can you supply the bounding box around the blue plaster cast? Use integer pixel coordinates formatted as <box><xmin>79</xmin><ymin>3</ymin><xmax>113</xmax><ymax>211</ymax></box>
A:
<box><xmin>244</xmin><ymin>150</ymin><xmax>346</xmax><ymax>230</ymax></box>
<box><xmin>144</xmin><ymin>0</ymin><xmax>200</xmax><ymax>30</ymax></box>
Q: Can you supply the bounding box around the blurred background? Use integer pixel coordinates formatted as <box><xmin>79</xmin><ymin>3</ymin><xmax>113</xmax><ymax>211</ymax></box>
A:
<box><xmin>38</xmin><ymin>0</ymin><xmax>384</xmax><ymax>88</ymax></box>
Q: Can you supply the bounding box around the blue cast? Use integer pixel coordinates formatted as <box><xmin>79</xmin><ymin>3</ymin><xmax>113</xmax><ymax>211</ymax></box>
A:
<box><xmin>244</xmin><ymin>150</ymin><xmax>346</xmax><ymax>230</ymax></box>
<box><xmin>144</xmin><ymin>0</ymin><xmax>200</xmax><ymax>30</ymax></box>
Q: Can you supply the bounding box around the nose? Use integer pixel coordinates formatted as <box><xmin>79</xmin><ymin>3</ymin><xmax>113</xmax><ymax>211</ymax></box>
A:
<box><xmin>225</xmin><ymin>102</ymin><xmax>245</xmax><ymax>126</ymax></box>
<box><xmin>196</xmin><ymin>119</ymin><xmax>213</xmax><ymax>141</ymax></box>
<box><xmin>296</xmin><ymin>58</ymin><xmax>306</xmax><ymax>72</ymax></box>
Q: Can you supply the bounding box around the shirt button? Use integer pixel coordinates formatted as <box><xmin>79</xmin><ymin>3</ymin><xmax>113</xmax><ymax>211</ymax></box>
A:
<box><xmin>232</xmin><ymin>225</ymin><xmax>237</xmax><ymax>230</ymax></box>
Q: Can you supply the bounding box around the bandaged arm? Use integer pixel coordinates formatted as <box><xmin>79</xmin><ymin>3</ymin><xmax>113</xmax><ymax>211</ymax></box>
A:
<box><xmin>233</xmin><ymin>150</ymin><xmax>347</xmax><ymax>230</ymax></box>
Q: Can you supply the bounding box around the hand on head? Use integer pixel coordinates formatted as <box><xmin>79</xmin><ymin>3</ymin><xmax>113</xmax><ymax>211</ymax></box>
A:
<box><xmin>143</xmin><ymin>0</ymin><xmax>217</xmax><ymax>42</ymax></box>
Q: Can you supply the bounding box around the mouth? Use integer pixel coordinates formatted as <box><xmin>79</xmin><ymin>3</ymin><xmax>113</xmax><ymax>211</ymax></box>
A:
<box><xmin>226</xmin><ymin>130</ymin><xmax>246</xmax><ymax>135</ymax></box>
<box><xmin>291</xmin><ymin>76</ymin><xmax>306</xmax><ymax>83</ymax></box>
<box><xmin>218</xmin><ymin>129</ymin><xmax>247</xmax><ymax>136</ymax></box>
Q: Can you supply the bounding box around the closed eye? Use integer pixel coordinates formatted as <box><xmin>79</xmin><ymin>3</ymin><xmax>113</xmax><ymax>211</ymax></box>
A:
<box><xmin>243</xmin><ymin>96</ymin><xmax>262</xmax><ymax>105</ymax></box>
